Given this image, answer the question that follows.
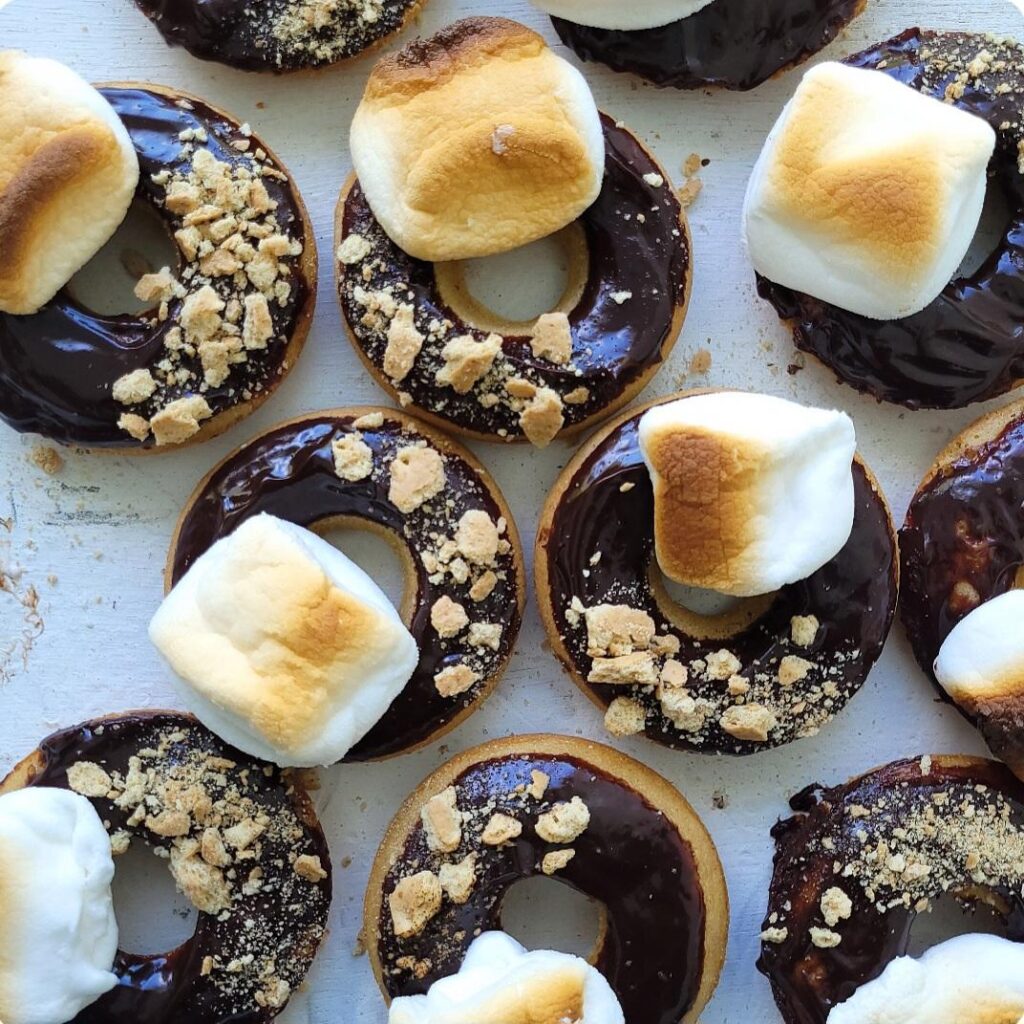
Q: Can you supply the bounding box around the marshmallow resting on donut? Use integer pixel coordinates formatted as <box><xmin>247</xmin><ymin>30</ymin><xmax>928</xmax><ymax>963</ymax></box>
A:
<box><xmin>388</xmin><ymin>931</ymin><xmax>624</xmax><ymax>1024</ymax></box>
<box><xmin>828</xmin><ymin>933</ymin><xmax>1024</xmax><ymax>1024</ymax></box>
<box><xmin>528</xmin><ymin>0</ymin><xmax>717</xmax><ymax>30</ymax></box>
<box><xmin>349</xmin><ymin>17</ymin><xmax>605</xmax><ymax>262</ymax></box>
<box><xmin>0</xmin><ymin>788</ymin><xmax>119</xmax><ymax>1024</ymax></box>
<box><xmin>743</xmin><ymin>61</ymin><xmax>996</xmax><ymax>321</ymax></box>
<box><xmin>0</xmin><ymin>51</ymin><xmax>139</xmax><ymax>315</ymax></box>
<box><xmin>639</xmin><ymin>393</ymin><xmax>857</xmax><ymax>598</ymax></box>
<box><xmin>149</xmin><ymin>513</ymin><xmax>418</xmax><ymax>767</ymax></box>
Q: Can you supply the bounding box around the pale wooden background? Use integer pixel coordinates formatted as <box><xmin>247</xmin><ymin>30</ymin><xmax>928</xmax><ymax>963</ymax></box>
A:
<box><xmin>0</xmin><ymin>0</ymin><xmax>1021</xmax><ymax>1019</ymax></box>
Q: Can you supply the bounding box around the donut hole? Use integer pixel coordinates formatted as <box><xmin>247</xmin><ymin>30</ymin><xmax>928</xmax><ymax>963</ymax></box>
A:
<box><xmin>66</xmin><ymin>198</ymin><xmax>181</xmax><ymax>317</ymax></box>
<box><xmin>434</xmin><ymin>224</ymin><xmax>589</xmax><ymax>335</ymax></box>
<box><xmin>315</xmin><ymin>516</ymin><xmax>417</xmax><ymax>623</ymax></box>
<box><xmin>500</xmin><ymin>875</ymin><xmax>606</xmax><ymax>960</ymax></box>
<box><xmin>905</xmin><ymin>891</ymin><xmax>1010</xmax><ymax>957</ymax></box>
<box><xmin>649</xmin><ymin>564</ymin><xmax>776</xmax><ymax>642</ymax></box>
<box><xmin>955</xmin><ymin>177</ymin><xmax>1013</xmax><ymax>279</ymax></box>
<box><xmin>110</xmin><ymin>840</ymin><xmax>198</xmax><ymax>956</ymax></box>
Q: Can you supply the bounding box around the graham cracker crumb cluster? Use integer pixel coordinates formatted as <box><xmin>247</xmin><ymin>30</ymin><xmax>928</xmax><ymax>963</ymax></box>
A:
<box><xmin>563</xmin><ymin>596</ymin><xmax>846</xmax><ymax>747</ymax></box>
<box><xmin>382</xmin><ymin>765</ymin><xmax>590</xmax><ymax>976</ymax></box>
<box><xmin>268</xmin><ymin>0</ymin><xmax>403</xmax><ymax>67</ymax></box>
<box><xmin>328</xmin><ymin>415</ymin><xmax>516</xmax><ymax>700</ymax></box>
<box><xmin>112</xmin><ymin>114</ymin><xmax>303</xmax><ymax>446</ymax></box>
<box><xmin>65</xmin><ymin>724</ymin><xmax>327</xmax><ymax>1012</ymax></box>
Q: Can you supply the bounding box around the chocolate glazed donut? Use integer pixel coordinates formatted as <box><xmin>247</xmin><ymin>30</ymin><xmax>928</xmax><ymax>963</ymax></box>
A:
<box><xmin>364</xmin><ymin>735</ymin><xmax>729</xmax><ymax>1024</ymax></box>
<box><xmin>551</xmin><ymin>0</ymin><xmax>865</xmax><ymax>91</ymax></box>
<box><xmin>758</xmin><ymin>755</ymin><xmax>1024</xmax><ymax>1024</ymax></box>
<box><xmin>757</xmin><ymin>30</ymin><xmax>1024</xmax><ymax>409</ymax></box>
<box><xmin>900</xmin><ymin>399</ymin><xmax>1024</xmax><ymax>743</ymax></box>
<box><xmin>535</xmin><ymin>392</ymin><xmax>899</xmax><ymax>753</ymax></box>
<box><xmin>336</xmin><ymin>115</ymin><xmax>690</xmax><ymax>443</ymax></box>
<box><xmin>166</xmin><ymin>408</ymin><xmax>525</xmax><ymax>761</ymax></box>
<box><xmin>0</xmin><ymin>711</ymin><xmax>332</xmax><ymax>1024</ymax></box>
<box><xmin>0</xmin><ymin>85</ymin><xmax>316</xmax><ymax>450</ymax></box>
<box><xmin>132</xmin><ymin>0</ymin><xmax>423</xmax><ymax>72</ymax></box>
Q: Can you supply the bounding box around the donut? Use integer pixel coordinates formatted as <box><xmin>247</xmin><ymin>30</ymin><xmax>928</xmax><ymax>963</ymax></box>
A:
<box><xmin>363</xmin><ymin>734</ymin><xmax>729</xmax><ymax>1024</ymax></box>
<box><xmin>0</xmin><ymin>83</ymin><xmax>316</xmax><ymax>451</ymax></box>
<box><xmin>757</xmin><ymin>754</ymin><xmax>1024</xmax><ymax>1024</ymax></box>
<box><xmin>0</xmin><ymin>710</ymin><xmax>332</xmax><ymax>1022</ymax></box>
<box><xmin>755</xmin><ymin>29</ymin><xmax>1024</xmax><ymax>410</ymax></box>
<box><xmin>131</xmin><ymin>0</ymin><xmax>423</xmax><ymax>72</ymax></box>
<box><xmin>535</xmin><ymin>391</ymin><xmax>899</xmax><ymax>754</ymax></box>
<box><xmin>165</xmin><ymin>407</ymin><xmax>525</xmax><ymax>762</ymax></box>
<box><xmin>541</xmin><ymin>0</ymin><xmax>866</xmax><ymax>92</ymax></box>
<box><xmin>900</xmin><ymin>398</ymin><xmax>1024</xmax><ymax>768</ymax></box>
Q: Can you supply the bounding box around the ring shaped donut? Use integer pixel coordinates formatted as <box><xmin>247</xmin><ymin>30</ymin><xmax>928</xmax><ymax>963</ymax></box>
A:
<box><xmin>757</xmin><ymin>29</ymin><xmax>1024</xmax><ymax>410</ymax></box>
<box><xmin>758</xmin><ymin>755</ymin><xmax>1024</xmax><ymax>1024</ymax></box>
<box><xmin>0</xmin><ymin>84</ymin><xmax>316</xmax><ymax>451</ymax></box>
<box><xmin>0</xmin><ymin>710</ymin><xmax>331</xmax><ymax>1024</ymax></box>
<box><xmin>335</xmin><ymin>115</ymin><xmax>691</xmax><ymax>444</ymax></box>
<box><xmin>535</xmin><ymin>391</ymin><xmax>899</xmax><ymax>754</ymax></box>
<box><xmin>132</xmin><ymin>0</ymin><xmax>424</xmax><ymax>72</ymax></box>
<box><xmin>550</xmin><ymin>0</ymin><xmax>865</xmax><ymax>92</ymax></box>
<box><xmin>165</xmin><ymin>408</ymin><xmax>525</xmax><ymax>762</ymax></box>
<box><xmin>364</xmin><ymin>734</ymin><xmax>728</xmax><ymax>1024</ymax></box>
<box><xmin>900</xmin><ymin>397</ymin><xmax>1024</xmax><ymax>737</ymax></box>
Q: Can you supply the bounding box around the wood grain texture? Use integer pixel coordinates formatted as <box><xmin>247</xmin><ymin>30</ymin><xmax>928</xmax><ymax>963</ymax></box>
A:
<box><xmin>0</xmin><ymin>0</ymin><xmax>1021</xmax><ymax>1020</ymax></box>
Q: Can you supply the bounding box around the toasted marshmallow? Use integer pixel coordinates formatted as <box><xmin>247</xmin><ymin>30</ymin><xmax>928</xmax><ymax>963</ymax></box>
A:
<box><xmin>743</xmin><ymin>62</ymin><xmax>995</xmax><ymax>321</ymax></box>
<box><xmin>828</xmin><ymin>934</ymin><xmax>1024</xmax><ymax>1024</ymax></box>
<box><xmin>0</xmin><ymin>788</ymin><xmax>118</xmax><ymax>1024</ymax></box>
<box><xmin>0</xmin><ymin>51</ymin><xmax>139</xmax><ymax>315</ymax></box>
<box><xmin>529</xmin><ymin>0</ymin><xmax>717</xmax><ymax>30</ymax></box>
<box><xmin>350</xmin><ymin>17</ymin><xmax>604</xmax><ymax>263</ymax></box>
<box><xmin>389</xmin><ymin>931</ymin><xmax>624</xmax><ymax>1024</ymax></box>
<box><xmin>149</xmin><ymin>513</ymin><xmax>419</xmax><ymax>767</ymax></box>
<box><xmin>639</xmin><ymin>393</ymin><xmax>857</xmax><ymax>598</ymax></box>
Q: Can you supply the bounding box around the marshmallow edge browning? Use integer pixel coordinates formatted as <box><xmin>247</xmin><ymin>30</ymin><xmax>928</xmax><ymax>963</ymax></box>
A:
<box><xmin>0</xmin><ymin>51</ymin><xmax>140</xmax><ymax>314</ymax></box>
<box><xmin>639</xmin><ymin>392</ymin><xmax>857</xmax><ymax>598</ymax></box>
<box><xmin>350</xmin><ymin>17</ymin><xmax>605</xmax><ymax>262</ymax></box>
<box><xmin>149</xmin><ymin>514</ymin><xmax>419</xmax><ymax>767</ymax></box>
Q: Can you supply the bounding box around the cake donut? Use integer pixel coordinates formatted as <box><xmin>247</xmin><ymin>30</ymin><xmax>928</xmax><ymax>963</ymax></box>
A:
<box><xmin>758</xmin><ymin>755</ymin><xmax>1024</xmax><ymax>1024</ymax></box>
<box><xmin>535</xmin><ymin>391</ymin><xmax>899</xmax><ymax>753</ymax></box>
<box><xmin>132</xmin><ymin>0</ymin><xmax>424</xmax><ymax>72</ymax></box>
<box><xmin>0</xmin><ymin>58</ymin><xmax>316</xmax><ymax>450</ymax></box>
<box><xmin>0</xmin><ymin>710</ymin><xmax>332</xmax><ymax>1023</ymax></box>
<box><xmin>750</xmin><ymin>30</ymin><xmax>1024</xmax><ymax>410</ymax></box>
<box><xmin>364</xmin><ymin>734</ymin><xmax>729</xmax><ymax>1024</ymax></box>
<box><xmin>901</xmin><ymin>398</ymin><xmax>1024</xmax><ymax>774</ymax></box>
<box><xmin>534</xmin><ymin>0</ymin><xmax>866</xmax><ymax>92</ymax></box>
<box><xmin>336</xmin><ymin>19</ymin><xmax>691</xmax><ymax>447</ymax></box>
<box><xmin>165</xmin><ymin>408</ymin><xmax>525</xmax><ymax>762</ymax></box>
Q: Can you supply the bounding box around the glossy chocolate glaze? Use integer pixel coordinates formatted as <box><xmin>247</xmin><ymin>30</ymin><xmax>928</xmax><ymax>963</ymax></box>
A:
<box><xmin>552</xmin><ymin>0</ymin><xmax>863</xmax><ymax>91</ymax></box>
<box><xmin>338</xmin><ymin>117</ymin><xmax>689</xmax><ymax>439</ymax></box>
<box><xmin>758</xmin><ymin>30</ymin><xmax>1024</xmax><ymax>409</ymax></box>
<box><xmin>0</xmin><ymin>88</ymin><xmax>311</xmax><ymax>448</ymax></box>
<box><xmin>10</xmin><ymin>711</ymin><xmax>331</xmax><ymax>1024</ymax></box>
<box><xmin>133</xmin><ymin>0</ymin><xmax>419</xmax><ymax>72</ymax></box>
<box><xmin>900</xmin><ymin>410</ymin><xmax>1024</xmax><ymax>683</ymax></box>
<box><xmin>169</xmin><ymin>413</ymin><xmax>523</xmax><ymax>761</ymax></box>
<box><xmin>539</xmin><ymin>402</ymin><xmax>898</xmax><ymax>753</ymax></box>
<box><xmin>758</xmin><ymin>757</ymin><xmax>1024</xmax><ymax>1024</ymax></box>
<box><xmin>378</xmin><ymin>752</ymin><xmax>707</xmax><ymax>1024</ymax></box>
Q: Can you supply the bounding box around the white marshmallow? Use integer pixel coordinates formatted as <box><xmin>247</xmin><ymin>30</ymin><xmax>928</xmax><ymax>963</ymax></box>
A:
<box><xmin>149</xmin><ymin>513</ymin><xmax>419</xmax><ymax>767</ymax></box>
<box><xmin>389</xmin><ymin>931</ymin><xmax>624</xmax><ymax>1024</ymax></box>
<box><xmin>0</xmin><ymin>788</ymin><xmax>118</xmax><ymax>1024</ymax></box>
<box><xmin>828</xmin><ymin>934</ymin><xmax>1024</xmax><ymax>1024</ymax></box>
<box><xmin>639</xmin><ymin>393</ymin><xmax>857</xmax><ymax>598</ymax></box>
<box><xmin>934</xmin><ymin>590</ymin><xmax>1024</xmax><ymax>704</ymax></box>
<box><xmin>743</xmin><ymin>62</ymin><xmax>996</xmax><ymax>321</ymax></box>
<box><xmin>528</xmin><ymin>0</ymin><xmax>717</xmax><ymax>30</ymax></box>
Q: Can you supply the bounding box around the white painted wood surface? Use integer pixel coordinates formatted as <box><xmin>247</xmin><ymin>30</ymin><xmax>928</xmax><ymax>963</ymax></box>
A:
<box><xmin>1</xmin><ymin>0</ymin><xmax>1022</xmax><ymax>1019</ymax></box>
